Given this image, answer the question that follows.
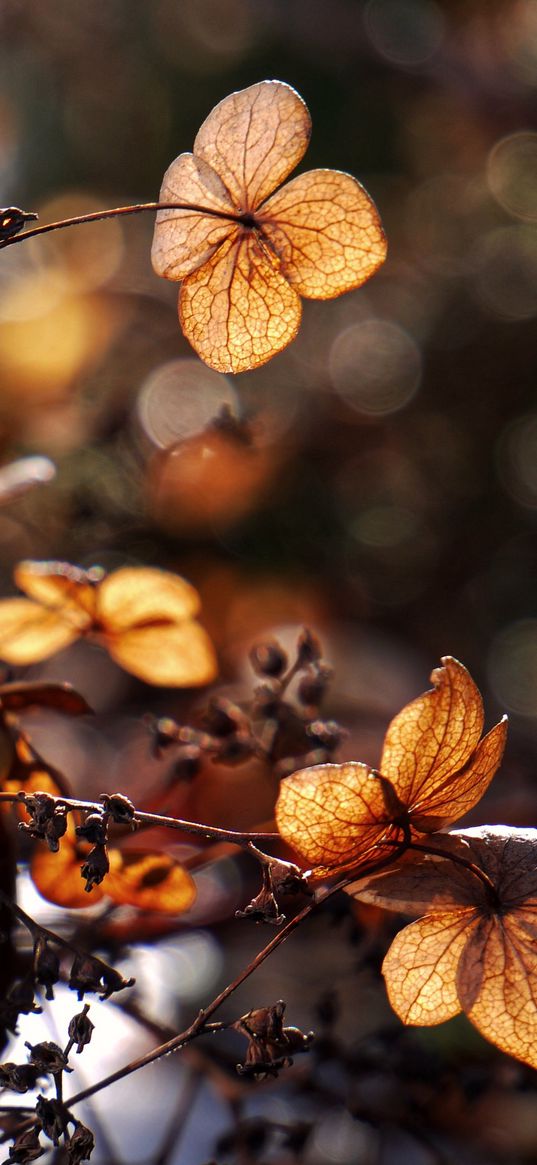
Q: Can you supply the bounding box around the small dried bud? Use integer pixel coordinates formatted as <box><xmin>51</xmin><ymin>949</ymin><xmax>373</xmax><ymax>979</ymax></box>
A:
<box><xmin>68</xmin><ymin>954</ymin><xmax>134</xmax><ymax>1001</ymax></box>
<box><xmin>80</xmin><ymin>844</ymin><xmax>109</xmax><ymax>892</ymax></box>
<box><xmin>67</xmin><ymin>1005</ymin><xmax>94</xmax><ymax>1054</ymax></box>
<box><xmin>267</xmin><ymin>856</ymin><xmax>312</xmax><ymax>898</ymax></box>
<box><xmin>18</xmin><ymin>792</ymin><xmax>60</xmax><ymax>842</ymax></box>
<box><xmin>296</xmin><ymin>628</ymin><xmax>322</xmax><ymax>667</ymax></box>
<box><xmin>6</xmin><ymin>1126</ymin><xmax>44</xmax><ymax>1163</ymax></box>
<box><xmin>214</xmin><ymin>735</ymin><xmax>255</xmax><ymax>765</ymax></box>
<box><xmin>35</xmin><ymin>1096</ymin><xmax>69</xmax><ymax>1146</ymax></box>
<box><xmin>306</xmin><ymin>719</ymin><xmax>347</xmax><ymax>751</ymax></box>
<box><xmin>236</xmin><ymin>884</ymin><xmax>284</xmax><ymax>925</ymax></box>
<box><xmin>0</xmin><ymin>207</ymin><xmax>38</xmax><ymax>241</ymax></box>
<box><xmin>252</xmin><ymin>679</ymin><xmax>282</xmax><ymax>716</ymax></box>
<box><xmin>203</xmin><ymin>697</ymin><xmax>246</xmax><ymax>737</ymax></box>
<box><xmin>233</xmin><ymin>1001</ymin><xmax>314</xmax><ymax>1077</ymax></box>
<box><xmin>100</xmin><ymin>793</ymin><xmax>136</xmax><ymax>826</ymax></box>
<box><xmin>25</xmin><ymin>1041</ymin><xmax>70</xmax><ymax>1075</ymax></box>
<box><xmin>76</xmin><ymin>813</ymin><xmax>107</xmax><ymax>846</ymax></box>
<box><xmin>67</xmin><ymin>1121</ymin><xmax>95</xmax><ymax>1164</ymax></box>
<box><xmin>249</xmin><ymin>639</ymin><xmax>288</xmax><ymax>678</ymax></box>
<box><xmin>34</xmin><ymin>938</ymin><xmax>61</xmax><ymax>1001</ymax></box>
<box><xmin>0</xmin><ymin>1062</ymin><xmax>41</xmax><ymax>1093</ymax></box>
<box><xmin>43</xmin><ymin>807</ymin><xmax>68</xmax><ymax>853</ymax></box>
<box><xmin>296</xmin><ymin>662</ymin><xmax>333</xmax><ymax>707</ymax></box>
<box><xmin>167</xmin><ymin>744</ymin><xmax>202</xmax><ymax>784</ymax></box>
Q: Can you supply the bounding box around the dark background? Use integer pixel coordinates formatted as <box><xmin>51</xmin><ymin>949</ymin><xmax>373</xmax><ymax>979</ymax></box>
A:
<box><xmin>1</xmin><ymin>2</ymin><xmax>537</xmax><ymax>1162</ymax></box>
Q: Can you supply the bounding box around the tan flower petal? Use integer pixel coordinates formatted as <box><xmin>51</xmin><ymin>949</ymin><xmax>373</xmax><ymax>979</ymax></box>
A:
<box><xmin>14</xmin><ymin>560</ymin><xmax>97</xmax><ymax>622</ymax></box>
<box><xmin>193</xmin><ymin>80</ymin><xmax>311</xmax><ymax>211</ymax></box>
<box><xmin>259</xmin><ymin>169</ymin><xmax>387</xmax><ymax>298</ymax></box>
<box><xmin>106</xmin><ymin>850</ymin><xmax>196</xmax><ymax>914</ymax></box>
<box><xmin>411</xmin><ymin>717</ymin><xmax>508</xmax><ymax>832</ymax></box>
<box><xmin>0</xmin><ymin>599</ymin><xmax>79</xmax><ymax>664</ymax></box>
<box><xmin>459</xmin><ymin>911</ymin><xmax>537</xmax><ymax>1070</ymax></box>
<box><xmin>380</xmin><ymin>657</ymin><xmax>484</xmax><ymax>813</ymax></box>
<box><xmin>151</xmin><ymin>153</ymin><xmax>236</xmax><ymax>280</ymax></box>
<box><xmin>276</xmin><ymin>762</ymin><xmax>391</xmax><ymax>872</ymax></box>
<box><xmin>179</xmin><ymin>231</ymin><xmax>302</xmax><ymax>373</ymax></box>
<box><xmin>106</xmin><ymin>620</ymin><xmax>217</xmax><ymax>687</ymax></box>
<box><xmin>383</xmin><ymin>909</ymin><xmax>478</xmax><ymax>1025</ymax></box>
<box><xmin>97</xmin><ymin>566</ymin><xmax>201</xmax><ymax>630</ymax></box>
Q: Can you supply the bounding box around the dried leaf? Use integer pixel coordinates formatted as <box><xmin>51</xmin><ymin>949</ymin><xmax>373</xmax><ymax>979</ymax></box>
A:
<box><xmin>0</xmin><ymin>561</ymin><xmax>217</xmax><ymax>688</ymax></box>
<box><xmin>354</xmin><ymin>826</ymin><xmax>537</xmax><ymax>1070</ymax></box>
<box><xmin>276</xmin><ymin>658</ymin><xmax>507</xmax><ymax>875</ymax></box>
<box><xmin>152</xmin><ymin>80</ymin><xmax>386</xmax><ymax>373</ymax></box>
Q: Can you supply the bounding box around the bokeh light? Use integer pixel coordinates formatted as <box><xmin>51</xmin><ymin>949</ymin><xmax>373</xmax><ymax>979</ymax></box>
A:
<box><xmin>137</xmin><ymin>358</ymin><xmax>237</xmax><ymax>450</ymax></box>
<box><xmin>364</xmin><ymin>0</ymin><xmax>445</xmax><ymax>67</ymax></box>
<box><xmin>489</xmin><ymin>620</ymin><xmax>537</xmax><ymax>719</ymax></box>
<box><xmin>487</xmin><ymin>132</ymin><xmax>537</xmax><ymax>222</ymax></box>
<box><xmin>329</xmin><ymin>319</ymin><xmax>421</xmax><ymax>416</ymax></box>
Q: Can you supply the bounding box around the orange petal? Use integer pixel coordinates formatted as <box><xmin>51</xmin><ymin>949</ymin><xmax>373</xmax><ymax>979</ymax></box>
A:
<box><xmin>151</xmin><ymin>153</ymin><xmax>237</xmax><ymax>280</ymax></box>
<box><xmin>259</xmin><ymin>169</ymin><xmax>387</xmax><ymax>298</ymax></box>
<box><xmin>105</xmin><ymin>620</ymin><xmax>217</xmax><ymax>687</ymax></box>
<box><xmin>0</xmin><ymin>599</ymin><xmax>79</xmax><ymax>664</ymax></box>
<box><xmin>97</xmin><ymin>566</ymin><xmax>201</xmax><ymax>631</ymax></box>
<box><xmin>193</xmin><ymin>80</ymin><xmax>311</xmax><ymax>211</ymax></box>
<box><xmin>380</xmin><ymin>657</ymin><xmax>484</xmax><ymax>814</ymax></box>
<box><xmin>31</xmin><ymin>834</ymin><xmax>102</xmax><ymax>909</ymax></box>
<box><xmin>411</xmin><ymin>716</ymin><xmax>508</xmax><ymax>832</ymax></box>
<box><xmin>349</xmin><ymin>834</ymin><xmax>485</xmax><ymax>915</ymax></box>
<box><xmin>14</xmin><ymin>560</ymin><xmax>98</xmax><ymax>622</ymax></box>
<box><xmin>382</xmin><ymin>909</ymin><xmax>478</xmax><ymax>1025</ymax></box>
<box><xmin>459</xmin><ymin>911</ymin><xmax>537</xmax><ymax>1070</ymax></box>
<box><xmin>275</xmin><ymin>761</ymin><xmax>391</xmax><ymax>872</ymax></box>
<box><xmin>106</xmin><ymin>849</ymin><xmax>196</xmax><ymax>914</ymax></box>
<box><xmin>179</xmin><ymin>231</ymin><xmax>302</xmax><ymax>373</ymax></box>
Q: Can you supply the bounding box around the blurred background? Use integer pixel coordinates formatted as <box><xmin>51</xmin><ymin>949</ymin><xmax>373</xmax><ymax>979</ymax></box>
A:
<box><xmin>1</xmin><ymin>1</ymin><xmax>537</xmax><ymax>1162</ymax></box>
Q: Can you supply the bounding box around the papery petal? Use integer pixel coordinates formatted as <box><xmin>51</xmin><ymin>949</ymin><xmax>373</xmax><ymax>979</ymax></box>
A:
<box><xmin>97</xmin><ymin>566</ymin><xmax>201</xmax><ymax>631</ymax></box>
<box><xmin>276</xmin><ymin>762</ymin><xmax>391</xmax><ymax>872</ymax></box>
<box><xmin>14</xmin><ymin>560</ymin><xmax>97</xmax><ymax>621</ymax></box>
<box><xmin>106</xmin><ymin>850</ymin><xmax>196</xmax><ymax>914</ymax></box>
<box><xmin>383</xmin><ymin>909</ymin><xmax>478</xmax><ymax>1025</ymax></box>
<box><xmin>411</xmin><ymin>717</ymin><xmax>507</xmax><ymax>831</ymax></box>
<box><xmin>380</xmin><ymin>657</ymin><xmax>484</xmax><ymax>813</ymax></box>
<box><xmin>105</xmin><ymin>621</ymin><xmax>217</xmax><ymax>687</ymax></box>
<box><xmin>193</xmin><ymin>80</ymin><xmax>311</xmax><ymax>210</ymax></box>
<box><xmin>152</xmin><ymin>153</ymin><xmax>237</xmax><ymax>280</ymax></box>
<box><xmin>179</xmin><ymin>232</ymin><xmax>301</xmax><ymax>373</ymax></box>
<box><xmin>259</xmin><ymin>169</ymin><xmax>387</xmax><ymax>298</ymax></box>
<box><xmin>0</xmin><ymin>599</ymin><xmax>79</xmax><ymax>664</ymax></box>
<box><xmin>459</xmin><ymin>911</ymin><xmax>537</xmax><ymax>1070</ymax></box>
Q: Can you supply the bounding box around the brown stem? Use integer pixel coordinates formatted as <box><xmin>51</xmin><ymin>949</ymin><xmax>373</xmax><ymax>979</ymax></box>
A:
<box><xmin>0</xmin><ymin>201</ymin><xmax>248</xmax><ymax>250</ymax></box>
<box><xmin>407</xmin><ymin>839</ymin><xmax>499</xmax><ymax>902</ymax></box>
<box><xmin>0</xmin><ymin>790</ymin><xmax>278</xmax><ymax>846</ymax></box>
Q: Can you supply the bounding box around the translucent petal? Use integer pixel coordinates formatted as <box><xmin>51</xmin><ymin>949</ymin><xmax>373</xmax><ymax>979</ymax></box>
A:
<box><xmin>179</xmin><ymin>231</ymin><xmax>302</xmax><ymax>373</ymax></box>
<box><xmin>0</xmin><ymin>599</ymin><xmax>79</xmax><ymax>664</ymax></box>
<box><xmin>380</xmin><ymin>657</ymin><xmax>484</xmax><ymax>812</ymax></box>
<box><xmin>276</xmin><ymin>762</ymin><xmax>390</xmax><ymax>871</ymax></box>
<box><xmin>106</xmin><ymin>621</ymin><xmax>217</xmax><ymax>687</ymax></box>
<box><xmin>259</xmin><ymin>169</ymin><xmax>387</xmax><ymax>298</ymax></box>
<box><xmin>152</xmin><ymin>153</ymin><xmax>236</xmax><ymax>280</ymax></box>
<box><xmin>97</xmin><ymin>566</ymin><xmax>201</xmax><ymax>630</ymax></box>
<box><xmin>106</xmin><ymin>850</ymin><xmax>196</xmax><ymax>914</ymax></box>
<box><xmin>193</xmin><ymin>80</ymin><xmax>311</xmax><ymax>210</ymax></box>
<box><xmin>383</xmin><ymin>909</ymin><xmax>478</xmax><ymax>1025</ymax></box>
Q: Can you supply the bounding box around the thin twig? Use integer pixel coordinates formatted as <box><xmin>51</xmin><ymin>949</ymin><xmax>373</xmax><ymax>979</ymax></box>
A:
<box><xmin>0</xmin><ymin>201</ymin><xmax>254</xmax><ymax>250</ymax></box>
